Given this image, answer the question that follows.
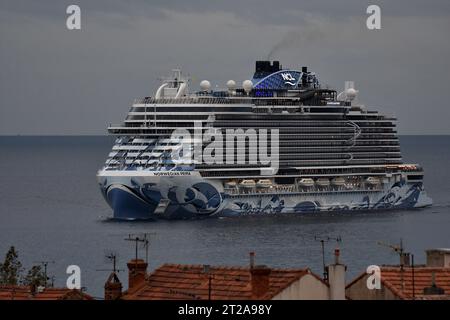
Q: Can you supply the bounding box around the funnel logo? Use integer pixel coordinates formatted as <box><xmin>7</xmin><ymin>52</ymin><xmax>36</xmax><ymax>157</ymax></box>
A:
<box><xmin>281</xmin><ymin>73</ymin><xmax>296</xmax><ymax>85</ymax></box>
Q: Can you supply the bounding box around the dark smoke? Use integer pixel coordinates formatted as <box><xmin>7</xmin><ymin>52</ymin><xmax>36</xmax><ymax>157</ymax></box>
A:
<box><xmin>267</xmin><ymin>24</ymin><xmax>326</xmax><ymax>60</ymax></box>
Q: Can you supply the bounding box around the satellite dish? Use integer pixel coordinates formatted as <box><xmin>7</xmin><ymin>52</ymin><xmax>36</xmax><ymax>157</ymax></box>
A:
<box><xmin>200</xmin><ymin>80</ymin><xmax>211</xmax><ymax>92</ymax></box>
<box><xmin>242</xmin><ymin>80</ymin><xmax>253</xmax><ymax>94</ymax></box>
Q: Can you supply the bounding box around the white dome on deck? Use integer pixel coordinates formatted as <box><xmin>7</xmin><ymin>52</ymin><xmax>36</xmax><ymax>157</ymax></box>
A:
<box><xmin>242</xmin><ymin>80</ymin><xmax>253</xmax><ymax>94</ymax></box>
<box><xmin>200</xmin><ymin>80</ymin><xmax>211</xmax><ymax>91</ymax></box>
<box><xmin>226</xmin><ymin>80</ymin><xmax>236</xmax><ymax>90</ymax></box>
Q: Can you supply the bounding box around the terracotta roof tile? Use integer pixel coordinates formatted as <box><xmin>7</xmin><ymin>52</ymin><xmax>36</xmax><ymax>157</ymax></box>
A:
<box><xmin>378</xmin><ymin>267</ymin><xmax>450</xmax><ymax>299</ymax></box>
<box><xmin>0</xmin><ymin>285</ymin><xmax>93</xmax><ymax>300</ymax></box>
<box><xmin>122</xmin><ymin>263</ymin><xmax>312</xmax><ymax>300</ymax></box>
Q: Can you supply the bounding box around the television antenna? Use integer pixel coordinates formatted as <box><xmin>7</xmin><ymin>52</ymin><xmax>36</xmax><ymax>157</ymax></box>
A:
<box><xmin>49</xmin><ymin>275</ymin><xmax>55</xmax><ymax>288</ymax></box>
<box><xmin>314</xmin><ymin>235</ymin><xmax>342</xmax><ymax>281</ymax></box>
<box><xmin>377</xmin><ymin>238</ymin><xmax>404</xmax><ymax>254</ymax></box>
<box><xmin>97</xmin><ymin>252</ymin><xmax>124</xmax><ymax>272</ymax></box>
<box><xmin>377</xmin><ymin>239</ymin><xmax>410</xmax><ymax>269</ymax></box>
<box><xmin>124</xmin><ymin>233</ymin><xmax>153</xmax><ymax>263</ymax></box>
<box><xmin>203</xmin><ymin>264</ymin><xmax>214</xmax><ymax>300</ymax></box>
<box><xmin>33</xmin><ymin>260</ymin><xmax>55</xmax><ymax>287</ymax></box>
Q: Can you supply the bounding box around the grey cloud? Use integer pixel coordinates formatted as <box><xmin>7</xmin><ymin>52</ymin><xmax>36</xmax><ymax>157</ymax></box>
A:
<box><xmin>0</xmin><ymin>1</ymin><xmax>450</xmax><ymax>135</ymax></box>
<box><xmin>3</xmin><ymin>0</ymin><xmax>450</xmax><ymax>25</ymax></box>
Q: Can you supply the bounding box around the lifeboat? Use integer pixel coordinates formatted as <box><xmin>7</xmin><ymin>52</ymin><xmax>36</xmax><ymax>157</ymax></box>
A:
<box><xmin>298</xmin><ymin>178</ymin><xmax>314</xmax><ymax>187</ymax></box>
<box><xmin>316</xmin><ymin>178</ymin><xmax>330</xmax><ymax>187</ymax></box>
<box><xmin>256</xmin><ymin>179</ymin><xmax>273</xmax><ymax>188</ymax></box>
<box><xmin>239</xmin><ymin>180</ymin><xmax>256</xmax><ymax>188</ymax></box>
<box><xmin>331</xmin><ymin>177</ymin><xmax>346</xmax><ymax>186</ymax></box>
<box><xmin>224</xmin><ymin>181</ymin><xmax>237</xmax><ymax>188</ymax></box>
<box><xmin>365</xmin><ymin>177</ymin><xmax>380</xmax><ymax>185</ymax></box>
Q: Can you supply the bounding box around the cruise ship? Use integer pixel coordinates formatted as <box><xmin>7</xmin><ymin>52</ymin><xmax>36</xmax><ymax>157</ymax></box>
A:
<box><xmin>97</xmin><ymin>61</ymin><xmax>432</xmax><ymax>220</ymax></box>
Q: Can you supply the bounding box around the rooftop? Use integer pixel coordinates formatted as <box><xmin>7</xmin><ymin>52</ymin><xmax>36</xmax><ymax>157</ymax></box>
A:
<box><xmin>0</xmin><ymin>285</ymin><xmax>93</xmax><ymax>300</ymax></box>
<box><xmin>347</xmin><ymin>266</ymin><xmax>450</xmax><ymax>300</ymax></box>
<box><xmin>122</xmin><ymin>263</ymin><xmax>321</xmax><ymax>300</ymax></box>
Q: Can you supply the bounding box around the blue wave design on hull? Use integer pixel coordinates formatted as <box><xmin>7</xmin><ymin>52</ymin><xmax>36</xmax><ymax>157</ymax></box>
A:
<box><xmin>99</xmin><ymin>178</ymin><xmax>430</xmax><ymax>220</ymax></box>
<box><xmin>106</xmin><ymin>185</ymin><xmax>157</xmax><ymax>220</ymax></box>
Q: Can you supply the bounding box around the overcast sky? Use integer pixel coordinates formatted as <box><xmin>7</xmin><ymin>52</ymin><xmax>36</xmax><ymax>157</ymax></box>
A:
<box><xmin>1</xmin><ymin>0</ymin><xmax>450</xmax><ymax>134</ymax></box>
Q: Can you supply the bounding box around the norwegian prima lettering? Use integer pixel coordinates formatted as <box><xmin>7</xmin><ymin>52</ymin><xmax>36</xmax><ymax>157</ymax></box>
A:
<box><xmin>153</xmin><ymin>171</ymin><xmax>191</xmax><ymax>176</ymax></box>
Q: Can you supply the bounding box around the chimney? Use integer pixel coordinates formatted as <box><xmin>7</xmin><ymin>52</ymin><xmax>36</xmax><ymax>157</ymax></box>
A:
<box><xmin>400</xmin><ymin>252</ymin><xmax>411</xmax><ymax>267</ymax></box>
<box><xmin>127</xmin><ymin>259</ymin><xmax>148</xmax><ymax>291</ymax></box>
<box><xmin>250</xmin><ymin>265</ymin><xmax>271</xmax><ymax>299</ymax></box>
<box><xmin>334</xmin><ymin>248</ymin><xmax>340</xmax><ymax>264</ymax></box>
<box><xmin>272</xmin><ymin>61</ymin><xmax>280</xmax><ymax>71</ymax></box>
<box><xmin>426</xmin><ymin>249</ymin><xmax>450</xmax><ymax>267</ymax></box>
<box><xmin>327</xmin><ymin>249</ymin><xmax>346</xmax><ymax>300</ymax></box>
<box><xmin>249</xmin><ymin>252</ymin><xmax>255</xmax><ymax>269</ymax></box>
<box><xmin>104</xmin><ymin>272</ymin><xmax>122</xmax><ymax>300</ymax></box>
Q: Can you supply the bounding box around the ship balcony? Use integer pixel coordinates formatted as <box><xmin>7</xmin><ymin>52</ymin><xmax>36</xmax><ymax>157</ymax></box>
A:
<box><xmin>224</xmin><ymin>184</ymin><xmax>385</xmax><ymax>196</ymax></box>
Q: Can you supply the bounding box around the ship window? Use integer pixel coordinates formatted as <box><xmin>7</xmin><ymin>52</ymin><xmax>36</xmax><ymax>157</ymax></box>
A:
<box><xmin>407</xmin><ymin>175</ymin><xmax>423</xmax><ymax>180</ymax></box>
<box><xmin>274</xmin><ymin>177</ymin><xmax>295</xmax><ymax>184</ymax></box>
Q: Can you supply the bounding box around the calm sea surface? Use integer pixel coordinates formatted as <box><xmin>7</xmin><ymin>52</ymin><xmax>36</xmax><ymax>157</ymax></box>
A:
<box><xmin>0</xmin><ymin>135</ymin><xmax>449</xmax><ymax>298</ymax></box>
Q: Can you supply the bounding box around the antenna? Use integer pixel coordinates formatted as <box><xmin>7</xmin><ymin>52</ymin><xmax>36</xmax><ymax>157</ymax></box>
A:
<box><xmin>142</xmin><ymin>234</ymin><xmax>150</xmax><ymax>264</ymax></box>
<box><xmin>124</xmin><ymin>233</ymin><xmax>154</xmax><ymax>263</ymax></box>
<box><xmin>96</xmin><ymin>252</ymin><xmax>125</xmax><ymax>274</ymax></box>
<box><xmin>377</xmin><ymin>239</ymin><xmax>403</xmax><ymax>254</ymax></box>
<box><xmin>203</xmin><ymin>264</ymin><xmax>213</xmax><ymax>300</ymax></box>
<box><xmin>314</xmin><ymin>235</ymin><xmax>342</xmax><ymax>281</ymax></box>
<box><xmin>106</xmin><ymin>253</ymin><xmax>118</xmax><ymax>273</ymax></box>
<box><xmin>377</xmin><ymin>238</ymin><xmax>410</xmax><ymax>269</ymax></box>
<box><xmin>33</xmin><ymin>260</ymin><xmax>55</xmax><ymax>287</ymax></box>
<box><xmin>124</xmin><ymin>235</ymin><xmax>146</xmax><ymax>261</ymax></box>
<box><xmin>377</xmin><ymin>239</ymin><xmax>412</xmax><ymax>295</ymax></box>
<box><xmin>412</xmin><ymin>254</ymin><xmax>415</xmax><ymax>300</ymax></box>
